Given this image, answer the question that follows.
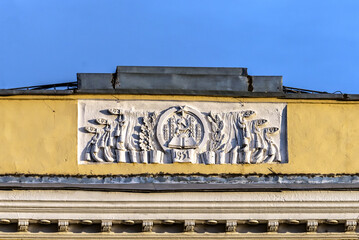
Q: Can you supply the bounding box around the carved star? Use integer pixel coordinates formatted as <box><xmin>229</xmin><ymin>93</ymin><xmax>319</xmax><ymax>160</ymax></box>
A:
<box><xmin>176</xmin><ymin>105</ymin><xmax>189</xmax><ymax>116</ymax></box>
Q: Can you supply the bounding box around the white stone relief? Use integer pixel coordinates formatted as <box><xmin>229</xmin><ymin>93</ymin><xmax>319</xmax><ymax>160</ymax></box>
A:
<box><xmin>79</xmin><ymin>100</ymin><xmax>287</xmax><ymax>164</ymax></box>
<box><xmin>206</xmin><ymin>112</ymin><xmax>225</xmax><ymax>164</ymax></box>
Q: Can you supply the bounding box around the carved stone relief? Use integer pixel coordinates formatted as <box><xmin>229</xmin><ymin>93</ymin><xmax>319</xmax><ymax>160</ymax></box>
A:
<box><xmin>78</xmin><ymin>100</ymin><xmax>287</xmax><ymax>164</ymax></box>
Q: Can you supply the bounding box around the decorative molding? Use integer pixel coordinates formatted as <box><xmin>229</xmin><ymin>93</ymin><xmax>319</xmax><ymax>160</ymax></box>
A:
<box><xmin>58</xmin><ymin>220</ymin><xmax>69</xmax><ymax>232</ymax></box>
<box><xmin>1</xmin><ymin>187</ymin><xmax>357</xmax><ymax>237</ymax></box>
<box><xmin>18</xmin><ymin>219</ymin><xmax>29</xmax><ymax>232</ymax></box>
<box><xmin>184</xmin><ymin>220</ymin><xmax>195</xmax><ymax>232</ymax></box>
<box><xmin>142</xmin><ymin>220</ymin><xmax>153</xmax><ymax>232</ymax></box>
<box><xmin>1</xmin><ymin>190</ymin><xmax>359</xmax><ymax>221</ymax></box>
<box><xmin>79</xmin><ymin>101</ymin><xmax>287</xmax><ymax>165</ymax></box>
<box><xmin>226</xmin><ymin>220</ymin><xmax>237</xmax><ymax>232</ymax></box>
<box><xmin>101</xmin><ymin>220</ymin><xmax>112</xmax><ymax>232</ymax></box>
<box><xmin>345</xmin><ymin>220</ymin><xmax>357</xmax><ymax>232</ymax></box>
<box><xmin>0</xmin><ymin>232</ymin><xmax>357</xmax><ymax>239</ymax></box>
<box><xmin>267</xmin><ymin>220</ymin><xmax>279</xmax><ymax>232</ymax></box>
<box><xmin>0</xmin><ymin>189</ymin><xmax>357</xmax><ymax>237</ymax></box>
<box><xmin>307</xmin><ymin>220</ymin><xmax>318</xmax><ymax>232</ymax></box>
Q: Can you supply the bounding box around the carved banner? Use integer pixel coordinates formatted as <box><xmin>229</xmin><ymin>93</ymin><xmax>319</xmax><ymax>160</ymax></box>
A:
<box><xmin>78</xmin><ymin>100</ymin><xmax>287</xmax><ymax>164</ymax></box>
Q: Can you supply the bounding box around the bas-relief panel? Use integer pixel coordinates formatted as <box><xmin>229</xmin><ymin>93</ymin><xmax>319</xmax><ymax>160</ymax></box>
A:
<box><xmin>78</xmin><ymin>100</ymin><xmax>287</xmax><ymax>165</ymax></box>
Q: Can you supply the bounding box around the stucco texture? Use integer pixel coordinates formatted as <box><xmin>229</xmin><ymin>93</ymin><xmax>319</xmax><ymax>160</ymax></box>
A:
<box><xmin>0</xmin><ymin>95</ymin><xmax>358</xmax><ymax>175</ymax></box>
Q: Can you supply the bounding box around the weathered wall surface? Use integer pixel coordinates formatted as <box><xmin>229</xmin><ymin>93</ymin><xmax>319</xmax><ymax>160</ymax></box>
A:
<box><xmin>0</xmin><ymin>95</ymin><xmax>358</xmax><ymax>175</ymax></box>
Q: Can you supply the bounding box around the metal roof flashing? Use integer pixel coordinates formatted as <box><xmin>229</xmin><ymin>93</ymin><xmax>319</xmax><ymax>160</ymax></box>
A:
<box><xmin>1</xmin><ymin>66</ymin><xmax>355</xmax><ymax>100</ymax></box>
<box><xmin>77</xmin><ymin>66</ymin><xmax>282</xmax><ymax>93</ymax></box>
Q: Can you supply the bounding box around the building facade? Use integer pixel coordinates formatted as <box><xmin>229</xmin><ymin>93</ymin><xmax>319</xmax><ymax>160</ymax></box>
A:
<box><xmin>0</xmin><ymin>66</ymin><xmax>358</xmax><ymax>239</ymax></box>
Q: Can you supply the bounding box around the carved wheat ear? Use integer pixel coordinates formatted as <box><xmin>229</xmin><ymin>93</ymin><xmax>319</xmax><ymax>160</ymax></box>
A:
<box><xmin>218</xmin><ymin>120</ymin><xmax>224</xmax><ymax>131</ymax></box>
<box><xmin>151</xmin><ymin>112</ymin><xmax>158</xmax><ymax>124</ymax></box>
<box><xmin>208</xmin><ymin>111</ymin><xmax>216</xmax><ymax>122</ymax></box>
<box><xmin>215</xmin><ymin>114</ymin><xmax>222</xmax><ymax>123</ymax></box>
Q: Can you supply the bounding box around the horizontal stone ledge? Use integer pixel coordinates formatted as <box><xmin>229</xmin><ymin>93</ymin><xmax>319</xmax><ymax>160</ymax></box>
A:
<box><xmin>0</xmin><ymin>182</ymin><xmax>358</xmax><ymax>192</ymax></box>
<box><xmin>0</xmin><ymin>219</ymin><xmax>356</xmax><ymax>235</ymax></box>
<box><xmin>0</xmin><ymin>174</ymin><xmax>359</xmax><ymax>192</ymax></box>
<box><xmin>0</xmin><ymin>232</ymin><xmax>357</xmax><ymax>239</ymax></box>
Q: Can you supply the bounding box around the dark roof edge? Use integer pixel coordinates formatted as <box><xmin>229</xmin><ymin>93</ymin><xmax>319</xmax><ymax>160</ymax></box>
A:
<box><xmin>0</xmin><ymin>89</ymin><xmax>358</xmax><ymax>100</ymax></box>
<box><xmin>0</xmin><ymin>90</ymin><xmax>74</xmax><ymax>96</ymax></box>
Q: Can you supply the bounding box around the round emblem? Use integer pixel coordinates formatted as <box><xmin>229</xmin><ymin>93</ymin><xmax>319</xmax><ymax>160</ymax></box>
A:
<box><xmin>156</xmin><ymin>106</ymin><xmax>209</xmax><ymax>152</ymax></box>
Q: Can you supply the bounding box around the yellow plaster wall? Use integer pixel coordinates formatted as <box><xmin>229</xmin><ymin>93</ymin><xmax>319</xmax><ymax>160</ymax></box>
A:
<box><xmin>0</xmin><ymin>95</ymin><xmax>358</xmax><ymax>175</ymax></box>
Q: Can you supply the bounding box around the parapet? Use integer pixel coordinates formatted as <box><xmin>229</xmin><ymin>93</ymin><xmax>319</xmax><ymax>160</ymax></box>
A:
<box><xmin>77</xmin><ymin>66</ymin><xmax>282</xmax><ymax>94</ymax></box>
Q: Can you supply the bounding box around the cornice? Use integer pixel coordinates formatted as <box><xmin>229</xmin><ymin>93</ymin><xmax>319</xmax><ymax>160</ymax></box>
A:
<box><xmin>0</xmin><ymin>232</ymin><xmax>357</xmax><ymax>239</ymax></box>
<box><xmin>0</xmin><ymin>190</ymin><xmax>355</xmax><ymax>238</ymax></box>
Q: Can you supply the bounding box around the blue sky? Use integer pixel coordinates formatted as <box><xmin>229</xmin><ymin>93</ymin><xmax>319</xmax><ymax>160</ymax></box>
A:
<box><xmin>1</xmin><ymin>0</ymin><xmax>359</xmax><ymax>93</ymax></box>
